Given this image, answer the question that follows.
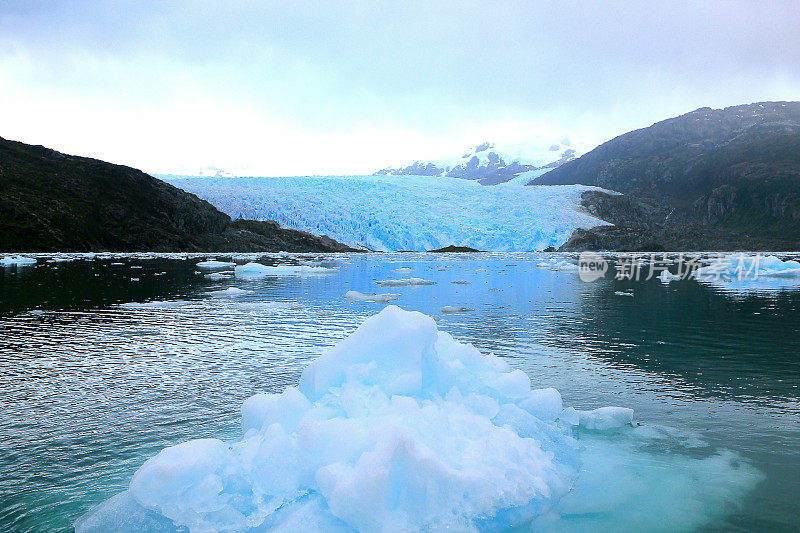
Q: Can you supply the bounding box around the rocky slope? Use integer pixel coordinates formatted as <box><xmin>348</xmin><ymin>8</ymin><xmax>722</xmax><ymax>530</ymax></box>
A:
<box><xmin>376</xmin><ymin>141</ymin><xmax>576</xmax><ymax>185</ymax></box>
<box><xmin>0</xmin><ymin>137</ymin><xmax>352</xmax><ymax>252</ymax></box>
<box><xmin>532</xmin><ymin>102</ymin><xmax>800</xmax><ymax>251</ymax></box>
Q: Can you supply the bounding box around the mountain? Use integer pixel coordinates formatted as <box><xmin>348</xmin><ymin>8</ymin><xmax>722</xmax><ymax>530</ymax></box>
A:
<box><xmin>376</xmin><ymin>141</ymin><xmax>577</xmax><ymax>185</ymax></box>
<box><xmin>531</xmin><ymin>102</ymin><xmax>800</xmax><ymax>251</ymax></box>
<box><xmin>0</xmin><ymin>137</ymin><xmax>352</xmax><ymax>252</ymax></box>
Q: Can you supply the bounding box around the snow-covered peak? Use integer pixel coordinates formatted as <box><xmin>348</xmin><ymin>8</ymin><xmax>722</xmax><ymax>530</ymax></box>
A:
<box><xmin>375</xmin><ymin>140</ymin><xmax>579</xmax><ymax>185</ymax></box>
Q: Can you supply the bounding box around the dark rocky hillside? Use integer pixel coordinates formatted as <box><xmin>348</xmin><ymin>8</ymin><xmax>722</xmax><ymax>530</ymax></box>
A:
<box><xmin>532</xmin><ymin>102</ymin><xmax>800</xmax><ymax>251</ymax></box>
<box><xmin>0</xmin><ymin>137</ymin><xmax>352</xmax><ymax>252</ymax></box>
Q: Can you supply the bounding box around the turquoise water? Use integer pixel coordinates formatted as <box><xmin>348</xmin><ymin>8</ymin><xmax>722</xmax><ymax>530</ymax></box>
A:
<box><xmin>0</xmin><ymin>253</ymin><xmax>798</xmax><ymax>532</ymax></box>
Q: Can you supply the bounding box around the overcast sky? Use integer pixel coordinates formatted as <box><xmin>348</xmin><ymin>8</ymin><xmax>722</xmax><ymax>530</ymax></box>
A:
<box><xmin>1</xmin><ymin>1</ymin><xmax>798</xmax><ymax>176</ymax></box>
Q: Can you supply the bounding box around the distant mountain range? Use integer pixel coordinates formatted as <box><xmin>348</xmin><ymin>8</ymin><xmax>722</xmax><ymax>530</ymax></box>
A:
<box><xmin>0</xmin><ymin>137</ymin><xmax>351</xmax><ymax>252</ymax></box>
<box><xmin>533</xmin><ymin>102</ymin><xmax>800</xmax><ymax>251</ymax></box>
<box><xmin>375</xmin><ymin>141</ymin><xmax>577</xmax><ymax>185</ymax></box>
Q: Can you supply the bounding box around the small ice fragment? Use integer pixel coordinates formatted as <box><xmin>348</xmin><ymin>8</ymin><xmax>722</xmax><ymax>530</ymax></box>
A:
<box><xmin>206</xmin><ymin>287</ymin><xmax>253</xmax><ymax>297</ymax></box>
<box><xmin>235</xmin><ymin>262</ymin><xmax>335</xmax><ymax>279</ymax></box>
<box><xmin>451</xmin><ymin>280</ymin><xmax>470</xmax><ymax>285</ymax></box>
<box><xmin>441</xmin><ymin>305</ymin><xmax>473</xmax><ymax>313</ymax></box>
<box><xmin>196</xmin><ymin>260</ymin><xmax>237</xmax><ymax>269</ymax></box>
<box><xmin>375</xmin><ymin>277</ymin><xmax>436</xmax><ymax>287</ymax></box>
<box><xmin>614</xmin><ymin>291</ymin><xmax>634</xmax><ymax>297</ymax></box>
<box><xmin>344</xmin><ymin>290</ymin><xmax>400</xmax><ymax>303</ymax></box>
<box><xmin>559</xmin><ymin>406</ymin><xmax>634</xmax><ymax>430</ymax></box>
<box><xmin>658</xmin><ymin>270</ymin><xmax>681</xmax><ymax>283</ymax></box>
<box><xmin>0</xmin><ymin>255</ymin><xmax>37</xmax><ymax>267</ymax></box>
<box><xmin>204</xmin><ymin>271</ymin><xmax>235</xmax><ymax>280</ymax></box>
<box><xmin>392</xmin><ymin>267</ymin><xmax>413</xmax><ymax>273</ymax></box>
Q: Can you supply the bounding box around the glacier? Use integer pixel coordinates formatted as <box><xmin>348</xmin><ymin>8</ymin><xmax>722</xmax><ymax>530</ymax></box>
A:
<box><xmin>76</xmin><ymin>306</ymin><xmax>760</xmax><ymax>533</ymax></box>
<box><xmin>162</xmin><ymin>175</ymin><xmax>611</xmax><ymax>252</ymax></box>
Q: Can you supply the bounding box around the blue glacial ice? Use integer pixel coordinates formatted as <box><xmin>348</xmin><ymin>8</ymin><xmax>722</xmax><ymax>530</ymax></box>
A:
<box><xmin>76</xmin><ymin>306</ymin><xmax>760</xmax><ymax>533</ymax></box>
<box><xmin>695</xmin><ymin>254</ymin><xmax>800</xmax><ymax>293</ymax></box>
<box><xmin>162</xmin><ymin>175</ymin><xmax>611</xmax><ymax>251</ymax></box>
<box><xmin>0</xmin><ymin>254</ymin><xmax>38</xmax><ymax>267</ymax></box>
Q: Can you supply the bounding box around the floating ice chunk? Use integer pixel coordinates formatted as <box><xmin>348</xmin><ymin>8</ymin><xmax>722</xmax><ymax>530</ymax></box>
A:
<box><xmin>0</xmin><ymin>255</ymin><xmax>37</xmax><ymax>267</ymax></box>
<box><xmin>451</xmin><ymin>280</ymin><xmax>470</xmax><ymax>285</ymax></box>
<box><xmin>120</xmin><ymin>301</ymin><xmax>192</xmax><ymax>309</ymax></box>
<box><xmin>204</xmin><ymin>271</ymin><xmax>234</xmax><ymax>280</ymax></box>
<box><xmin>559</xmin><ymin>406</ymin><xmax>634</xmax><ymax>431</ymax></box>
<box><xmin>614</xmin><ymin>291</ymin><xmax>634</xmax><ymax>297</ymax></box>
<box><xmin>235</xmin><ymin>262</ymin><xmax>336</xmax><ymax>279</ymax></box>
<box><xmin>82</xmin><ymin>306</ymin><xmax>607</xmax><ymax>532</ymax></box>
<box><xmin>206</xmin><ymin>287</ymin><xmax>253</xmax><ymax>297</ymax></box>
<box><xmin>658</xmin><ymin>269</ymin><xmax>681</xmax><ymax>283</ymax></box>
<box><xmin>694</xmin><ymin>254</ymin><xmax>800</xmax><ymax>293</ymax></box>
<box><xmin>374</xmin><ymin>277</ymin><xmax>436</xmax><ymax>287</ymax></box>
<box><xmin>392</xmin><ymin>267</ymin><xmax>413</xmax><ymax>273</ymax></box>
<box><xmin>441</xmin><ymin>305</ymin><xmax>474</xmax><ymax>313</ymax></box>
<box><xmin>196</xmin><ymin>260</ymin><xmax>237</xmax><ymax>269</ymax></box>
<box><xmin>344</xmin><ymin>290</ymin><xmax>400</xmax><ymax>303</ymax></box>
<box><xmin>520</xmin><ymin>388</ymin><xmax>563</xmax><ymax>421</ymax></box>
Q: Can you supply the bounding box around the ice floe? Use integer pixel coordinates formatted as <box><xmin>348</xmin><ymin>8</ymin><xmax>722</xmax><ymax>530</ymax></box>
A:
<box><xmin>204</xmin><ymin>271</ymin><xmax>235</xmax><ymax>280</ymax></box>
<box><xmin>1</xmin><ymin>255</ymin><xmax>37</xmax><ymax>267</ymax></box>
<box><xmin>694</xmin><ymin>254</ymin><xmax>800</xmax><ymax>293</ymax></box>
<box><xmin>206</xmin><ymin>287</ymin><xmax>253</xmax><ymax>297</ymax></box>
<box><xmin>344</xmin><ymin>290</ymin><xmax>400</xmax><ymax>303</ymax></box>
<box><xmin>441</xmin><ymin>305</ymin><xmax>474</xmax><ymax>313</ymax></box>
<box><xmin>196</xmin><ymin>260</ymin><xmax>237</xmax><ymax>269</ymax></box>
<box><xmin>235</xmin><ymin>262</ymin><xmax>336</xmax><ymax>279</ymax></box>
<box><xmin>658</xmin><ymin>269</ymin><xmax>681</xmax><ymax>283</ymax></box>
<box><xmin>374</xmin><ymin>277</ymin><xmax>436</xmax><ymax>287</ymax></box>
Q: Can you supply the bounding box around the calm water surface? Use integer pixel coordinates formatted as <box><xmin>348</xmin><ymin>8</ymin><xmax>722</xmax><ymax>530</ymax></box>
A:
<box><xmin>0</xmin><ymin>253</ymin><xmax>798</xmax><ymax>532</ymax></box>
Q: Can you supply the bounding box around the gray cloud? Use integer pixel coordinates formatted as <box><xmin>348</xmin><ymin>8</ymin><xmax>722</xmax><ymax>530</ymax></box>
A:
<box><xmin>2</xmin><ymin>0</ymin><xmax>799</xmax><ymax>173</ymax></box>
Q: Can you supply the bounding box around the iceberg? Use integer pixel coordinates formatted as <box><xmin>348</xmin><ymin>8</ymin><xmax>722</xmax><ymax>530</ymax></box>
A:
<box><xmin>1</xmin><ymin>255</ymin><xmax>37</xmax><ymax>267</ymax></box>
<box><xmin>162</xmin><ymin>175</ymin><xmax>611</xmax><ymax>252</ymax></box>
<box><xmin>77</xmin><ymin>306</ymin><xmax>646</xmax><ymax>532</ymax></box>
<box><xmin>196</xmin><ymin>260</ymin><xmax>237</xmax><ymax>269</ymax></box>
<box><xmin>374</xmin><ymin>277</ymin><xmax>436</xmax><ymax>287</ymax></box>
<box><xmin>657</xmin><ymin>269</ymin><xmax>681</xmax><ymax>283</ymax></box>
<box><xmin>440</xmin><ymin>305</ymin><xmax>474</xmax><ymax>313</ymax></box>
<box><xmin>694</xmin><ymin>254</ymin><xmax>800</xmax><ymax>293</ymax></box>
<box><xmin>235</xmin><ymin>262</ymin><xmax>336</xmax><ymax>279</ymax></box>
<box><xmin>343</xmin><ymin>290</ymin><xmax>400</xmax><ymax>303</ymax></box>
<box><xmin>206</xmin><ymin>287</ymin><xmax>253</xmax><ymax>297</ymax></box>
<box><xmin>204</xmin><ymin>271</ymin><xmax>234</xmax><ymax>280</ymax></box>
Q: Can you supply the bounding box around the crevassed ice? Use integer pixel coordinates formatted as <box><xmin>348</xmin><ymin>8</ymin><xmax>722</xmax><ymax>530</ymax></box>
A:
<box><xmin>76</xmin><ymin>306</ymin><xmax>759</xmax><ymax>533</ymax></box>
<box><xmin>163</xmin><ymin>175</ymin><xmax>611</xmax><ymax>252</ymax></box>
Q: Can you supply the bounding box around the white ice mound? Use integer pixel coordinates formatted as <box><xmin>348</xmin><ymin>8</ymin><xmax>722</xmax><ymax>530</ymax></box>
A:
<box><xmin>79</xmin><ymin>306</ymin><xmax>638</xmax><ymax>533</ymax></box>
<box><xmin>1</xmin><ymin>255</ymin><xmax>37</xmax><ymax>267</ymax></box>
<box><xmin>235</xmin><ymin>262</ymin><xmax>336</xmax><ymax>279</ymax></box>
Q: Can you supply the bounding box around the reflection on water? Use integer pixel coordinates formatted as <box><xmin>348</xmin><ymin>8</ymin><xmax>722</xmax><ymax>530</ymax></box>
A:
<box><xmin>0</xmin><ymin>253</ymin><xmax>798</xmax><ymax>532</ymax></box>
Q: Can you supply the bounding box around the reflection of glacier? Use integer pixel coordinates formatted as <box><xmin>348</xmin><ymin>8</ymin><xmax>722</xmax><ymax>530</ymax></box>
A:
<box><xmin>164</xmin><ymin>175</ymin><xmax>610</xmax><ymax>251</ymax></box>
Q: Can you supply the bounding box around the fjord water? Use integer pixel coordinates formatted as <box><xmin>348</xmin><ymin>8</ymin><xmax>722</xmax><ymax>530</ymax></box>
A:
<box><xmin>0</xmin><ymin>254</ymin><xmax>798</xmax><ymax>532</ymax></box>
